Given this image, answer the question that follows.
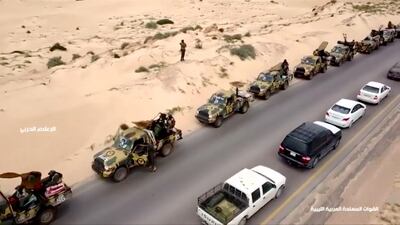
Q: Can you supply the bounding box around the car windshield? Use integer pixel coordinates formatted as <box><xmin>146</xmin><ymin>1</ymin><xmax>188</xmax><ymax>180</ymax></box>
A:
<box><xmin>331</xmin><ymin>46</ymin><xmax>345</xmax><ymax>54</ymax></box>
<box><xmin>383</xmin><ymin>30</ymin><xmax>391</xmax><ymax>35</ymax></box>
<box><xmin>301</xmin><ymin>57</ymin><xmax>315</xmax><ymax>65</ymax></box>
<box><xmin>331</xmin><ymin>104</ymin><xmax>351</xmax><ymax>114</ymax></box>
<box><xmin>114</xmin><ymin>136</ymin><xmax>134</xmax><ymax>150</ymax></box>
<box><xmin>362</xmin><ymin>85</ymin><xmax>379</xmax><ymax>93</ymax></box>
<box><xmin>282</xmin><ymin>136</ymin><xmax>309</xmax><ymax>155</ymax></box>
<box><xmin>257</xmin><ymin>73</ymin><xmax>274</xmax><ymax>82</ymax></box>
<box><xmin>209</xmin><ymin>95</ymin><xmax>226</xmax><ymax>105</ymax></box>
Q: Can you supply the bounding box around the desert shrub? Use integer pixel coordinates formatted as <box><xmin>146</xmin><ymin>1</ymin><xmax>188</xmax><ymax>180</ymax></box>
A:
<box><xmin>50</xmin><ymin>43</ymin><xmax>67</xmax><ymax>52</ymax></box>
<box><xmin>180</xmin><ymin>25</ymin><xmax>203</xmax><ymax>33</ymax></box>
<box><xmin>72</xmin><ymin>54</ymin><xmax>81</xmax><ymax>60</ymax></box>
<box><xmin>120</xmin><ymin>42</ymin><xmax>129</xmax><ymax>50</ymax></box>
<box><xmin>167</xmin><ymin>106</ymin><xmax>184</xmax><ymax>115</ymax></box>
<box><xmin>230</xmin><ymin>44</ymin><xmax>256</xmax><ymax>60</ymax></box>
<box><xmin>223</xmin><ymin>34</ymin><xmax>242</xmax><ymax>43</ymax></box>
<box><xmin>47</xmin><ymin>56</ymin><xmax>65</xmax><ymax>68</ymax></box>
<box><xmin>154</xmin><ymin>31</ymin><xmax>179</xmax><ymax>40</ymax></box>
<box><xmin>91</xmin><ymin>54</ymin><xmax>100</xmax><ymax>62</ymax></box>
<box><xmin>244</xmin><ymin>32</ymin><xmax>251</xmax><ymax>37</ymax></box>
<box><xmin>145</xmin><ymin>21</ymin><xmax>158</xmax><ymax>29</ymax></box>
<box><xmin>156</xmin><ymin>19</ymin><xmax>174</xmax><ymax>25</ymax></box>
<box><xmin>195</xmin><ymin>39</ymin><xmax>203</xmax><ymax>49</ymax></box>
<box><xmin>135</xmin><ymin>66</ymin><xmax>149</xmax><ymax>73</ymax></box>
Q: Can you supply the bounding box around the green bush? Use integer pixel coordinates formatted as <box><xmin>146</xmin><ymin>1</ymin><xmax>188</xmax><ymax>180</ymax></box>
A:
<box><xmin>230</xmin><ymin>45</ymin><xmax>256</xmax><ymax>60</ymax></box>
<box><xmin>156</xmin><ymin>19</ymin><xmax>174</xmax><ymax>25</ymax></box>
<box><xmin>135</xmin><ymin>66</ymin><xmax>149</xmax><ymax>73</ymax></box>
<box><xmin>223</xmin><ymin>34</ymin><xmax>242</xmax><ymax>43</ymax></box>
<box><xmin>145</xmin><ymin>21</ymin><xmax>158</xmax><ymax>29</ymax></box>
<box><xmin>47</xmin><ymin>56</ymin><xmax>65</xmax><ymax>68</ymax></box>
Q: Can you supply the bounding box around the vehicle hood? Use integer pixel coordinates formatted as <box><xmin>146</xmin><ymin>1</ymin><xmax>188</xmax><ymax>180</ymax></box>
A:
<box><xmin>361</xmin><ymin>40</ymin><xmax>375</xmax><ymax>46</ymax></box>
<box><xmin>251</xmin><ymin>166</ymin><xmax>286</xmax><ymax>185</ymax></box>
<box><xmin>93</xmin><ymin>146</ymin><xmax>128</xmax><ymax>165</ymax></box>
<box><xmin>250</xmin><ymin>80</ymin><xmax>271</xmax><ymax>90</ymax></box>
<box><xmin>330</xmin><ymin>52</ymin><xmax>344</xmax><ymax>60</ymax></box>
<box><xmin>197</xmin><ymin>103</ymin><xmax>223</xmax><ymax>116</ymax></box>
<box><xmin>296</xmin><ymin>63</ymin><xmax>314</xmax><ymax>71</ymax></box>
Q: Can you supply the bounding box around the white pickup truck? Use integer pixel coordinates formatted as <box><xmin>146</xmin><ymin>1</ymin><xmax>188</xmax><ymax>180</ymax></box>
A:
<box><xmin>197</xmin><ymin>166</ymin><xmax>286</xmax><ymax>225</ymax></box>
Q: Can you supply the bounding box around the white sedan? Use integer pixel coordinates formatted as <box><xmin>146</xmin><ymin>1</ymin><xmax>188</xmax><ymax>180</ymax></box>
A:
<box><xmin>357</xmin><ymin>81</ymin><xmax>391</xmax><ymax>104</ymax></box>
<box><xmin>325</xmin><ymin>99</ymin><xmax>366</xmax><ymax>128</ymax></box>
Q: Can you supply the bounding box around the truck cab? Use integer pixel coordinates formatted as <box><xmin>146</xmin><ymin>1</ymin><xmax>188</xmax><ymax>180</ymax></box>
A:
<box><xmin>197</xmin><ymin>166</ymin><xmax>286</xmax><ymax>225</ymax></box>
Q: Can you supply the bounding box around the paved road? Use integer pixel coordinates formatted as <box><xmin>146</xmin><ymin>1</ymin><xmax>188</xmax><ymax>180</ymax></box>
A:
<box><xmin>55</xmin><ymin>41</ymin><xmax>400</xmax><ymax>225</ymax></box>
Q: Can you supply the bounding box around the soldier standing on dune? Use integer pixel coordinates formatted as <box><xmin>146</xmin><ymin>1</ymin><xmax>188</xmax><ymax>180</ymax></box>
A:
<box><xmin>180</xmin><ymin>40</ymin><xmax>187</xmax><ymax>61</ymax></box>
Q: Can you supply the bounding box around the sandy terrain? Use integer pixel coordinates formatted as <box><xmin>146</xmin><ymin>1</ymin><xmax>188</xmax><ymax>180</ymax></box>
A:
<box><xmin>325</xmin><ymin>130</ymin><xmax>400</xmax><ymax>224</ymax></box>
<box><xmin>0</xmin><ymin>0</ymin><xmax>398</xmax><ymax>192</ymax></box>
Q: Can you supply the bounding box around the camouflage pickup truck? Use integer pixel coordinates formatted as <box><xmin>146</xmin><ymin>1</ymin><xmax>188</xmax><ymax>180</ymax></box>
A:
<box><xmin>329</xmin><ymin>42</ymin><xmax>355</xmax><ymax>66</ymax></box>
<box><xmin>92</xmin><ymin>113</ymin><xmax>182</xmax><ymax>182</ymax></box>
<box><xmin>196</xmin><ymin>87</ymin><xmax>250</xmax><ymax>128</ymax></box>
<box><xmin>248</xmin><ymin>63</ymin><xmax>290</xmax><ymax>99</ymax></box>
<box><xmin>356</xmin><ymin>35</ymin><xmax>380</xmax><ymax>54</ymax></box>
<box><xmin>294</xmin><ymin>42</ymin><xmax>329</xmax><ymax>80</ymax></box>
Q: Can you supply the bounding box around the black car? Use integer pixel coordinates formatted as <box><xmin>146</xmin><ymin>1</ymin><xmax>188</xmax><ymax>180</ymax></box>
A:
<box><xmin>387</xmin><ymin>62</ymin><xmax>400</xmax><ymax>81</ymax></box>
<box><xmin>278</xmin><ymin>121</ymin><xmax>342</xmax><ymax>168</ymax></box>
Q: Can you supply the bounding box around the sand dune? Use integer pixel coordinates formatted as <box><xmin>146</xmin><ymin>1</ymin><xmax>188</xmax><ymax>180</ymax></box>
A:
<box><xmin>0</xmin><ymin>0</ymin><xmax>398</xmax><ymax>192</ymax></box>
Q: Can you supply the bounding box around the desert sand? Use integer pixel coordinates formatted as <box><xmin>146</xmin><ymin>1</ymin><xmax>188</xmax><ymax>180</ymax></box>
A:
<box><xmin>0</xmin><ymin>0</ymin><xmax>398</xmax><ymax>193</ymax></box>
<box><xmin>325</xmin><ymin>137</ymin><xmax>400</xmax><ymax>225</ymax></box>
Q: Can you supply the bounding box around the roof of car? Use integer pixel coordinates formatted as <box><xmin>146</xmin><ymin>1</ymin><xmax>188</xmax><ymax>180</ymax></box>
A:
<box><xmin>304</xmin><ymin>55</ymin><xmax>320</xmax><ymax>60</ymax></box>
<box><xmin>225</xmin><ymin>168</ymin><xmax>268</xmax><ymax>194</ymax></box>
<box><xmin>365</xmin><ymin>81</ymin><xmax>385</xmax><ymax>88</ymax></box>
<box><xmin>313</xmin><ymin>121</ymin><xmax>341</xmax><ymax>134</ymax></box>
<box><xmin>335</xmin><ymin>98</ymin><xmax>360</xmax><ymax>108</ymax></box>
<box><xmin>288</xmin><ymin>122</ymin><xmax>329</xmax><ymax>144</ymax></box>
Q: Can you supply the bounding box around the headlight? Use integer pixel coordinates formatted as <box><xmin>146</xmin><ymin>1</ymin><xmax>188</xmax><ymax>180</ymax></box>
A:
<box><xmin>195</xmin><ymin>110</ymin><xmax>200</xmax><ymax>116</ymax></box>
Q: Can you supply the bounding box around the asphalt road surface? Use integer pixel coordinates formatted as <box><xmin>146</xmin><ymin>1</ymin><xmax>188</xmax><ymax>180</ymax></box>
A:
<box><xmin>55</xmin><ymin>41</ymin><xmax>400</xmax><ymax>225</ymax></box>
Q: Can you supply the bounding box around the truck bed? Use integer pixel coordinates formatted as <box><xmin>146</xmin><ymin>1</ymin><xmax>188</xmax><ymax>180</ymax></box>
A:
<box><xmin>198</xmin><ymin>184</ymin><xmax>247</xmax><ymax>224</ymax></box>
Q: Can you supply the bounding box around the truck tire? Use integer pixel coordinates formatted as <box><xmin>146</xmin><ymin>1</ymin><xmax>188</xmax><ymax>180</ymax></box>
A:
<box><xmin>275</xmin><ymin>185</ymin><xmax>285</xmax><ymax>199</ymax></box>
<box><xmin>281</xmin><ymin>81</ymin><xmax>289</xmax><ymax>90</ymax></box>
<box><xmin>213</xmin><ymin>116</ymin><xmax>223</xmax><ymax>128</ymax></box>
<box><xmin>310</xmin><ymin>156</ymin><xmax>319</xmax><ymax>168</ymax></box>
<box><xmin>333</xmin><ymin>137</ymin><xmax>341</xmax><ymax>150</ymax></box>
<box><xmin>239</xmin><ymin>102</ymin><xmax>249</xmax><ymax>114</ymax></box>
<box><xmin>38</xmin><ymin>207</ymin><xmax>56</xmax><ymax>225</ymax></box>
<box><xmin>238</xmin><ymin>217</ymin><xmax>247</xmax><ymax>225</ymax></box>
<box><xmin>113</xmin><ymin>166</ymin><xmax>128</xmax><ymax>182</ymax></box>
<box><xmin>322</xmin><ymin>65</ymin><xmax>327</xmax><ymax>73</ymax></box>
<box><xmin>308</xmin><ymin>73</ymin><xmax>314</xmax><ymax>80</ymax></box>
<box><xmin>160</xmin><ymin>142</ymin><xmax>173</xmax><ymax>157</ymax></box>
<box><xmin>263</xmin><ymin>90</ymin><xmax>271</xmax><ymax>100</ymax></box>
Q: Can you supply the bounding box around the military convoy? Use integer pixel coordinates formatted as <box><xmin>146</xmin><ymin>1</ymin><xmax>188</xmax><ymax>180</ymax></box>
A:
<box><xmin>0</xmin><ymin>171</ymin><xmax>71</xmax><ymax>225</ymax></box>
<box><xmin>248</xmin><ymin>63</ymin><xmax>290</xmax><ymax>100</ymax></box>
<box><xmin>196</xmin><ymin>83</ymin><xmax>251</xmax><ymax>128</ymax></box>
<box><xmin>92</xmin><ymin>113</ymin><xmax>182</xmax><ymax>182</ymax></box>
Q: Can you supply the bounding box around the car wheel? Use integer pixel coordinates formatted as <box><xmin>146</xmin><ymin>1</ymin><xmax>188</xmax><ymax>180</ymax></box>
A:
<box><xmin>308</xmin><ymin>73</ymin><xmax>314</xmax><ymax>80</ymax></box>
<box><xmin>113</xmin><ymin>166</ymin><xmax>128</xmax><ymax>182</ymax></box>
<box><xmin>263</xmin><ymin>90</ymin><xmax>271</xmax><ymax>100</ymax></box>
<box><xmin>38</xmin><ymin>207</ymin><xmax>56</xmax><ymax>225</ymax></box>
<box><xmin>275</xmin><ymin>185</ymin><xmax>285</xmax><ymax>199</ymax></box>
<box><xmin>240</xmin><ymin>102</ymin><xmax>249</xmax><ymax>114</ymax></box>
<box><xmin>311</xmin><ymin>157</ymin><xmax>319</xmax><ymax>168</ymax></box>
<box><xmin>213</xmin><ymin>116</ymin><xmax>223</xmax><ymax>128</ymax></box>
<box><xmin>238</xmin><ymin>217</ymin><xmax>247</xmax><ymax>225</ymax></box>
<box><xmin>160</xmin><ymin>142</ymin><xmax>173</xmax><ymax>157</ymax></box>
<box><xmin>281</xmin><ymin>81</ymin><xmax>289</xmax><ymax>90</ymax></box>
<box><xmin>333</xmin><ymin>138</ymin><xmax>341</xmax><ymax>150</ymax></box>
<box><xmin>348</xmin><ymin>120</ymin><xmax>353</xmax><ymax>128</ymax></box>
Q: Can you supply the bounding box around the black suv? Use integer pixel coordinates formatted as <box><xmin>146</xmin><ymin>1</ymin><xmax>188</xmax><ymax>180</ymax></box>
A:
<box><xmin>278</xmin><ymin>121</ymin><xmax>342</xmax><ymax>168</ymax></box>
